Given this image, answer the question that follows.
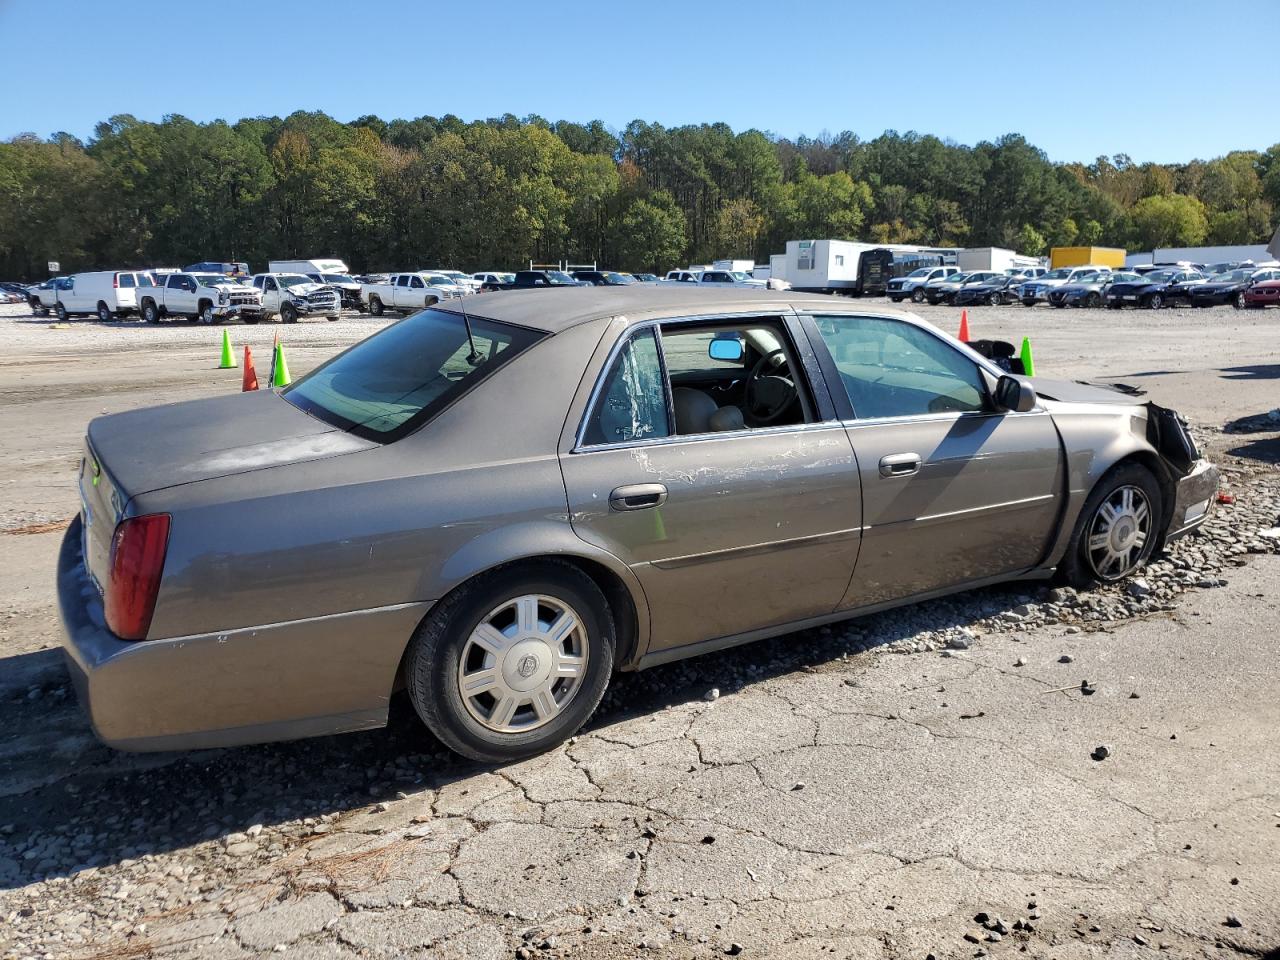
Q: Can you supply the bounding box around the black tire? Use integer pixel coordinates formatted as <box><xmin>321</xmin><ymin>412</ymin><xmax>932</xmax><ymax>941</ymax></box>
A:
<box><xmin>97</xmin><ymin>302</ymin><xmax>112</xmax><ymax>322</ymax></box>
<box><xmin>1146</xmin><ymin>293</ymin><xmax>1163</xmax><ymax>310</ymax></box>
<box><xmin>281</xmin><ymin>303</ymin><xmax>298</xmax><ymax>324</ymax></box>
<box><xmin>1086</xmin><ymin>292</ymin><xmax>1102</xmax><ymax>308</ymax></box>
<box><xmin>911</xmin><ymin>288</ymin><xmax>925</xmax><ymax>304</ymax></box>
<box><xmin>242</xmin><ymin>313</ymin><xmax>261</xmax><ymax>325</ymax></box>
<box><xmin>369</xmin><ymin>296</ymin><xmax>384</xmax><ymax>317</ymax></box>
<box><xmin>1058</xmin><ymin>462</ymin><xmax>1163</xmax><ymax>589</ymax></box>
<box><xmin>1233</xmin><ymin>291</ymin><xmax>1246</xmax><ymax>310</ymax></box>
<box><xmin>404</xmin><ymin>560</ymin><xmax>616</xmax><ymax>762</ymax></box>
<box><xmin>141</xmin><ymin>300</ymin><xmax>159</xmax><ymax>324</ymax></box>
<box><xmin>55</xmin><ymin>302</ymin><xmax>68</xmax><ymax>321</ymax></box>
<box><xmin>889</xmin><ymin>296</ymin><xmax>903</xmax><ymax>303</ymax></box>
<box><xmin>1051</xmin><ymin>300</ymin><xmax>1065</xmax><ymax>309</ymax></box>
<box><xmin>199</xmin><ymin>302</ymin><xmax>216</xmax><ymax>325</ymax></box>
<box><xmin>30</xmin><ymin>298</ymin><xmax>48</xmax><ymax>317</ymax></box>
<box><xmin>988</xmin><ymin>292</ymin><xmax>1000</xmax><ymax>306</ymax></box>
<box><xmin>327</xmin><ymin>314</ymin><xmax>340</xmax><ymax>322</ymax></box>
<box><xmin>424</xmin><ymin>295</ymin><xmax>439</xmax><ymax>308</ymax></box>
<box><xmin>1022</xmin><ymin>299</ymin><xmax>1035</xmax><ymax>307</ymax></box>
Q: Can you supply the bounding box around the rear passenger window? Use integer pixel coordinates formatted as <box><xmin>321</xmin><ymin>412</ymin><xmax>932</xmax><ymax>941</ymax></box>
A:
<box><xmin>582</xmin><ymin>329</ymin><xmax>670</xmax><ymax>446</ymax></box>
<box><xmin>118</xmin><ymin>274</ymin><xmax>135</xmax><ymax>288</ymax></box>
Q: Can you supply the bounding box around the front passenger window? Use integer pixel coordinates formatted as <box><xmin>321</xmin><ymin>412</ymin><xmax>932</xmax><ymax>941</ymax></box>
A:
<box><xmin>812</xmin><ymin>315</ymin><xmax>987</xmax><ymax>419</ymax></box>
<box><xmin>582</xmin><ymin>329</ymin><xmax>670</xmax><ymax>446</ymax></box>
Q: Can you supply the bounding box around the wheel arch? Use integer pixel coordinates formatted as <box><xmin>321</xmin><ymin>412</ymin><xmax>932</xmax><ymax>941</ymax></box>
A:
<box><xmin>392</xmin><ymin>532</ymin><xmax>650</xmax><ymax>692</ymax></box>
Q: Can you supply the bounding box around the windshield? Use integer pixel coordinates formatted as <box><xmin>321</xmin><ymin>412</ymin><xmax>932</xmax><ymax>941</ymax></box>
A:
<box><xmin>283</xmin><ymin>309</ymin><xmax>544</xmax><ymax>443</ymax></box>
<box><xmin>546</xmin><ymin>271</ymin><xmax>577</xmax><ymax>284</ymax></box>
<box><xmin>906</xmin><ymin>267</ymin><xmax>933</xmax><ymax>278</ymax></box>
<box><xmin>278</xmin><ymin>274</ymin><xmax>313</xmax><ymax>289</ymax></box>
<box><xmin>1110</xmin><ymin>273</ymin><xmax>1143</xmax><ymax>284</ymax></box>
<box><xmin>1218</xmin><ymin>270</ymin><xmax>1253</xmax><ymax>283</ymax></box>
<box><xmin>194</xmin><ymin>274</ymin><xmax>231</xmax><ymax>288</ymax></box>
<box><xmin>1042</xmin><ymin>269</ymin><xmax>1072</xmax><ymax>280</ymax></box>
<box><xmin>605</xmin><ymin>272</ymin><xmax>635</xmax><ymax>284</ymax></box>
<box><xmin>322</xmin><ymin>274</ymin><xmax>356</xmax><ymax>284</ymax></box>
<box><xmin>943</xmin><ymin>273</ymin><xmax>971</xmax><ymax>284</ymax></box>
<box><xmin>423</xmin><ymin>275</ymin><xmax>454</xmax><ymax>285</ymax></box>
<box><xmin>729</xmin><ymin>271</ymin><xmax>751</xmax><ymax>281</ymax></box>
<box><xmin>1145</xmin><ymin>270</ymin><xmax>1177</xmax><ymax>282</ymax></box>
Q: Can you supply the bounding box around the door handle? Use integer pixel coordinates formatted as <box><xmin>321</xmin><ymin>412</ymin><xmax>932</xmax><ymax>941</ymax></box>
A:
<box><xmin>609</xmin><ymin>483</ymin><xmax>668</xmax><ymax>511</ymax></box>
<box><xmin>879</xmin><ymin>453</ymin><xmax>921</xmax><ymax>478</ymax></box>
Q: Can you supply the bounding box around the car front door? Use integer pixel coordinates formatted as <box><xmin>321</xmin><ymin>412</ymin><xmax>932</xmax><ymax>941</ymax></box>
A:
<box><xmin>800</xmin><ymin>311</ymin><xmax>1064</xmax><ymax>609</ymax></box>
<box><xmin>559</xmin><ymin>315</ymin><xmax>862</xmax><ymax>658</ymax></box>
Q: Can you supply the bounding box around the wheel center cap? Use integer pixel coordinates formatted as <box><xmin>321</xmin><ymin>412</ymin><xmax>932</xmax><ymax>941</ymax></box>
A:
<box><xmin>1112</xmin><ymin>517</ymin><xmax>1136</xmax><ymax>549</ymax></box>
<box><xmin>503</xmin><ymin>639</ymin><xmax>553</xmax><ymax>693</ymax></box>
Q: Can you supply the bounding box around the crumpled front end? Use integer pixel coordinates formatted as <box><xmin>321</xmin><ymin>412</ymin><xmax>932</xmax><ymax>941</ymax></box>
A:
<box><xmin>1145</xmin><ymin>402</ymin><xmax>1219</xmax><ymax>540</ymax></box>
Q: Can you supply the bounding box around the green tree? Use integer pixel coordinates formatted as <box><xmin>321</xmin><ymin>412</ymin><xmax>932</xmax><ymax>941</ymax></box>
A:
<box><xmin>1014</xmin><ymin>223</ymin><xmax>1047</xmax><ymax>257</ymax></box>
<box><xmin>609</xmin><ymin>192</ymin><xmax>687</xmax><ymax>272</ymax></box>
<box><xmin>1131</xmin><ymin>194</ymin><xmax>1209</xmax><ymax>248</ymax></box>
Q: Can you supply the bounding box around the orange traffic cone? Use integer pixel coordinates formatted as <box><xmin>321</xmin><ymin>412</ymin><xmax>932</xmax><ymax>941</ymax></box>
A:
<box><xmin>957</xmin><ymin>310</ymin><xmax>971</xmax><ymax>342</ymax></box>
<box><xmin>242</xmin><ymin>345</ymin><xmax>259</xmax><ymax>391</ymax></box>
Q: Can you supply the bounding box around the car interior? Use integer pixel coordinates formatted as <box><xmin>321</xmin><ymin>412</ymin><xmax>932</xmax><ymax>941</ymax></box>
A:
<box><xmin>659</xmin><ymin>320</ymin><xmax>812</xmax><ymax>434</ymax></box>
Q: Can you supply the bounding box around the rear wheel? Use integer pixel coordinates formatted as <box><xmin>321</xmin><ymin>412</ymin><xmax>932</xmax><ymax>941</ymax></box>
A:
<box><xmin>281</xmin><ymin>303</ymin><xmax>298</xmax><ymax>324</ymax></box>
<box><xmin>424</xmin><ymin>295</ymin><xmax>438</xmax><ymax>308</ymax></box>
<box><xmin>889</xmin><ymin>296</ymin><xmax>904</xmax><ymax>303</ymax></box>
<box><xmin>404</xmin><ymin>560</ymin><xmax>615</xmax><ymax>762</ymax></box>
<box><xmin>327</xmin><ymin>314</ymin><xmax>340</xmax><ymax>322</ymax></box>
<box><xmin>242</xmin><ymin>313</ymin><xmax>261</xmax><ymax>325</ymax></box>
<box><xmin>1234</xmin><ymin>291</ymin><xmax>1247</xmax><ymax>310</ymax></box>
<box><xmin>97</xmin><ymin>302</ymin><xmax>112</xmax><ymax>322</ymax></box>
<box><xmin>369</xmin><ymin>296</ymin><xmax>384</xmax><ymax>317</ymax></box>
<box><xmin>1085</xmin><ymin>291</ymin><xmax>1102</xmax><ymax>308</ymax></box>
<box><xmin>1059</xmin><ymin>462</ymin><xmax>1163</xmax><ymax>588</ymax></box>
<box><xmin>988</xmin><ymin>292</ymin><xmax>1001</xmax><ymax>306</ymax></box>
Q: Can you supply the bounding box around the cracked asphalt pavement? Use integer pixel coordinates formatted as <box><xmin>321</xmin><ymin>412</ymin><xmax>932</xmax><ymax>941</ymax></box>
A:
<box><xmin>1</xmin><ymin>301</ymin><xmax>1278</xmax><ymax>959</ymax></box>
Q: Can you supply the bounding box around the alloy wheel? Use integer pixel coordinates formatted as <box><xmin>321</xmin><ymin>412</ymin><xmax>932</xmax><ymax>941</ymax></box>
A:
<box><xmin>1086</xmin><ymin>484</ymin><xmax>1151</xmax><ymax>580</ymax></box>
<box><xmin>456</xmin><ymin>594</ymin><xmax>588</xmax><ymax>733</ymax></box>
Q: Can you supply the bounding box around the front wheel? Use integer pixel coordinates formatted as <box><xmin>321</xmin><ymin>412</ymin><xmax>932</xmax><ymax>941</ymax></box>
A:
<box><xmin>369</xmin><ymin>296</ymin><xmax>384</xmax><ymax>317</ymax></box>
<box><xmin>1234</xmin><ymin>291</ymin><xmax>1246</xmax><ymax>310</ymax></box>
<box><xmin>988</xmin><ymin>292</ymin><xmax>1001</xmax><ymax>306</ymax></box>
<box><xmin>30</xmin><ymin>299</ymin><xmax>48</xmax><ymax>317</ymax></box>
<box><xmin>424</xmin><ymin>295</ymin><xmax>438</xmax><ymax>308</ymax></box>
<box><xmin>141</xmin><ymin>301</ymin><xmax>159</xmax><ymax>324</ymax></box>
<box><xmin>1059</xmin><ymin>463</ymin><xmax>1163</xmax><ymax>588</ymax></box>
<box><xmin>404</xmin><ymin>560</ymin><xmax>615</xmax><ymax>762</ymax></box>
<box><xmin>281</xmin><ymin>303</ymin><xmax>298</xmax><ymax>324</ymax></box>
<box><xmin>55</xmin><ymin>302</ymin><xmax>68</xmax><ymax>321</ymax></box>
<box><xmin>911</xmin><ymin>288</ymin><xmax>925</xmax><ymax>304</ymax></box>
<box><xmin>1146</xmin><ymin>293</ymin><xmax>1163</xmax><ymax>310</ymax></box>
<box><xmin>327</xmin><ymin>314</ymin><xmax>340</xmax><ymax>322</ymax></box>
<box><xmin>200</xmin><ymin>304</ymin><xmax>216</xmax><ymax>326</ymax></box>
<box><xmin>1086</xmin><ymin>292</ymin><xmax>1102</xmax><ymax>308</ymax></box>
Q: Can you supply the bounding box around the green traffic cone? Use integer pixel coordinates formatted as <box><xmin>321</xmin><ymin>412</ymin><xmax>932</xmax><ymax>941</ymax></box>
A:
<box><xmin>218</xmin><ymin>329</ymin><xmax>237</xmax><ymax>369</ymax></box>
<box><xmin>1019</xmin><ymin>336</ymin><xmax>1035</xmax><ymax>377</ymax></box>
<box><xmin>272</xmin><ymin>341</ymin><xmax>292</xmax><ymax>387</ymax></box>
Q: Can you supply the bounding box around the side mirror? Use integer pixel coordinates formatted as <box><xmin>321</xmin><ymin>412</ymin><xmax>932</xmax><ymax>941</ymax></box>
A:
<box><xmin>995</xmin><ymin>375</ymin><xmax>1037</xmax><ymax>413</ymax></box>
<box><xmin>708</xmin><ymin>336</ymin><xmax>744</xmax><ymax>362</ymax></box>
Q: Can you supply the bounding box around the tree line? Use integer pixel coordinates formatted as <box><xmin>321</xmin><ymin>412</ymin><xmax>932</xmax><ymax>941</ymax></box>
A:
<box><xmin>1</xmin><ymin>110</ymin><xmax>1278</xmax><ymax>280</ymax></box>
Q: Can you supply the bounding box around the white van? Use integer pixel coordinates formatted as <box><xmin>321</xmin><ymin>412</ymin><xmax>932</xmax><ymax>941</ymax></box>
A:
<box><xmin>268</xmin><ymin>259</ymin><xmax>350</xmax><ymax>276</ymax></box>
<box><xmin>56</xmin><ymin>270</ymin><xmax>158</xmax><ymax>321</ymax></box>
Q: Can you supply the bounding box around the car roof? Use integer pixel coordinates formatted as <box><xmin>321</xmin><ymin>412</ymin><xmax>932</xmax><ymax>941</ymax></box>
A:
<box><xmin>435</xmin><ymin>286</ymin><xmax>886</xmax><ymax>334</ymax></box>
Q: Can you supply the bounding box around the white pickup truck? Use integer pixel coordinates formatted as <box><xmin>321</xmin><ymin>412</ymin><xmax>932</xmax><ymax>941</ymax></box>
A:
<box><xmin>361</xmin><ymin>272</ymin><xmax>464</xmax><ymax>316</ymax></box>
<box><xmin>662</xmin><ymin>269</ymin><xmax>765</xmax><ymax>287</ymax></box>
<box><xmin>248</xmin><ymin>273</ymin><xmax>341</xmax><ymax>323</ymax></box>
<box><xmin>137</xmin><ymin>272</ymin><xmax>263</xmax><ymax>325</ymax></box>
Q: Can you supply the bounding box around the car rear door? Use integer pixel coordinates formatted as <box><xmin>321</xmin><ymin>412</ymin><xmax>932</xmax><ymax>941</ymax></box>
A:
<box><xmin>799</xmin><ymin>310</ymin><xmax>1064</xmax><ymax>608</ymax></box>
<box><xmin>559</xmin><ymin>313</ymin><xmax>862</xmax><ymax>659</ymax></box>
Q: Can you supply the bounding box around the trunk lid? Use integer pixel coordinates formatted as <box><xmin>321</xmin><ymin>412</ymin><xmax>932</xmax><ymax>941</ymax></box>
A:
<box><xmin>86</xmin><ymin>390</ymin><xmax>375</xmax><ymax>499</ymax></box>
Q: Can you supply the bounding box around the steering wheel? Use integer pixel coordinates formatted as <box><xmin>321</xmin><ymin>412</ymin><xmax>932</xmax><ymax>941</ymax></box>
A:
<box><xmin>744</xmin><ymin>348</ymin><xmax>798</xmax><ymax>425</ymax></box>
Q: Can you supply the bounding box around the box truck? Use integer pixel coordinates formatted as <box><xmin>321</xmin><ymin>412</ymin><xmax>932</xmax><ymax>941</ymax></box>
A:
<box><xmin>957</xmin><ymin>247</ymin><xmax>1043</xmax><ymax>273</ymax></box>
<box><xmin>1049</xmin><ymin>247</ymin><xmax>1126</xmax><ymax>269</ymax></box>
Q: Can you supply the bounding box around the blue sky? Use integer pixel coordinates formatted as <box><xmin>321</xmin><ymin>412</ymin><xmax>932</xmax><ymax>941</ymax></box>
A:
<box><xmin>2</xmin><ymin>0</ymin><xmax>1273</xmax><ymax>164</ymax></box>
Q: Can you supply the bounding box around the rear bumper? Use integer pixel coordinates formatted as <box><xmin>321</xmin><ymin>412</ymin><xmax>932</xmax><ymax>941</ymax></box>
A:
<box><xmin>57</xmin><ymin>516</ymin><xmax>430</xmax><ymax>752</ymax></box>
<box><xmin>1165</xmin><ymin>458</ymin><xmax>1220</xmax><ymax>542</ymax></box>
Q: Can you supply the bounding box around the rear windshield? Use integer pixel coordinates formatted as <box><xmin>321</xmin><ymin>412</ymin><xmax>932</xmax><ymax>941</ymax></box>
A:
<box><xmin>282</xmin><ymin>308</ymin><xmax>544</xmax><ymax>442</ymax></box>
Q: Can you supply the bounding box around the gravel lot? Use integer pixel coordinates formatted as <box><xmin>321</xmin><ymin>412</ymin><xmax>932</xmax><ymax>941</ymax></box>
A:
<box><xmin>1</xmin><ymin>298</ymin><xmax>1278</xmax><ymax>959</ymax></box>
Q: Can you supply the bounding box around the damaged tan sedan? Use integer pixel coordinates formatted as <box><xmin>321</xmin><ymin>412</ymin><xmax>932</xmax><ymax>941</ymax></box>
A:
<box><xmin>58</xmin><ymin>288</ymin><xmax>1219</xmax><ymax>761</ymax></box>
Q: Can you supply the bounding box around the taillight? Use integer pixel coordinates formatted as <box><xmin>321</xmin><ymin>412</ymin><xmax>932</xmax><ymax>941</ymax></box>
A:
<box><xmin>113</xmin><ymin>274</ymin><xmax>119</xmax><ymax>288</ymax></box>
<box><xmin>104</xmin><ymin>514</ymin><xmax>171</xmax><ymax>640</ymax></box>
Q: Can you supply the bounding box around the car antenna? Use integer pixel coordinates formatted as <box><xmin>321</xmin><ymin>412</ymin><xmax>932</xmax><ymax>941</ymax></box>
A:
<box><xmin>457</xmin><ymin>294</ymin><xmax>481</xmax><ymax>365</ymax></box>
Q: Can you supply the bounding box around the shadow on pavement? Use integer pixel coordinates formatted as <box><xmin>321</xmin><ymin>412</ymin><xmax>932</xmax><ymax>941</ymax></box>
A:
<box><xmin>1220</xmin><ymin>364</ymin><xmax>1280</xmax><ymax>381</ymax></box>
<box><xmin>0</xmin><ymin>575</ymin><xmax>1040</xmax><ymax>891</ymax></box>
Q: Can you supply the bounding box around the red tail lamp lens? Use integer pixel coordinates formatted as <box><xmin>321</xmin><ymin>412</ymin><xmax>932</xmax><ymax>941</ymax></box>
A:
<box><xmin>104</xmin><ymin>514</ymin><xmax>171</xmax><ymax>640</ymax></box>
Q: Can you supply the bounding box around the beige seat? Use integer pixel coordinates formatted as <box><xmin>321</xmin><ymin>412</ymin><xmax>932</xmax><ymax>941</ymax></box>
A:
<box><xmin>672</xmin><ymin>387</ymin><xmax>744</xmax><ymax>435</ymax></box>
